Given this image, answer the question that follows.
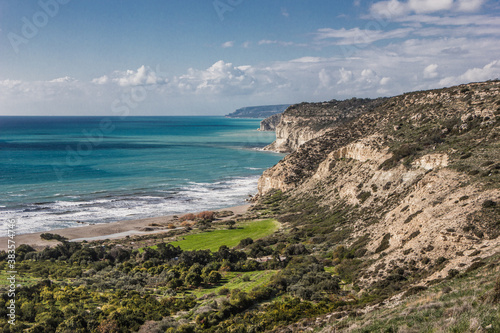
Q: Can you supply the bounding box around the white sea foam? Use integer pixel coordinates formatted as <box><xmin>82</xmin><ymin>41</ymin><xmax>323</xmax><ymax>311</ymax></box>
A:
<box><xmin>0</xmin><ymin>175</ymin><xmax>260</xmax><ymax>235</ymax></box>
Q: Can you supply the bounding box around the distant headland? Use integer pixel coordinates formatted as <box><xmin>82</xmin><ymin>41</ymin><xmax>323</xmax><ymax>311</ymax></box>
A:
<box><xmin>225</xmin><ymin>104</ymin><xmax>290</xmax><ymax>118</ymax></box>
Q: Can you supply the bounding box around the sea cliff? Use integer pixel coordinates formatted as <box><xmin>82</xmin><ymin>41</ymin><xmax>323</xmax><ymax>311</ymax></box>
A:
<box><xmin>263</xmin><ymin>98</ymin><xmax>387</xmax><ymax>153</ymax></box>
<box><xmin>258</xmin><ymin>113</ymin><xmax>282</xmax><ymax>131</ymax></box>
<box><xmin>256</xmin><ymin>81</ymin><xmax>500</xmax><ymax>294</ymax></box>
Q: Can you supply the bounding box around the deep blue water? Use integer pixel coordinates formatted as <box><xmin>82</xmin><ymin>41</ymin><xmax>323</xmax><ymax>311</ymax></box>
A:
<box><xmin>0</xmin><ymin>116</ymin><xmax>283</xmax><ymax>234</ymax></box>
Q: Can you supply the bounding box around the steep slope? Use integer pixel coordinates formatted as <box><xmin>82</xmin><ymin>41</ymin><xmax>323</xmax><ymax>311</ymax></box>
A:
<box><xmin>259</xmin><ymin>113</ymin><xmax>282</xmax><ymax>131</ymax></box>
<box><xmin>263</xmin><ymin>98</ymin><xmax>387</xmax><ymax>153</ymax></box>
<box><xmin>256</xmin><ymin>80</ymin><xmax>500</xmax><ymax>290</ymax></box>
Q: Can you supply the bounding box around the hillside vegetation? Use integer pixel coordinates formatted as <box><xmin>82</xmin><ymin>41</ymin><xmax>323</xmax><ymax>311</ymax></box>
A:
<box><xmin>1</xmin><ymin>81</ymin><xmax>499</xmax><ymax>332</ymax></box>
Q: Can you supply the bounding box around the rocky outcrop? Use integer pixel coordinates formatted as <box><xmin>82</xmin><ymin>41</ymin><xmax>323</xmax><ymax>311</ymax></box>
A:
<box><xmin>412</xmin><ymin>153</ymin><xmax>448</xmax><ymax>170</ymax></box>
<box><xmin>259</xmin><ymin>113</ymin><xmax>282</xmax><ymax>131</ymax></box>
<box><xmin>264</xmin><ymin>117</ymin><xmax>329</xmax><ymax>153</ymax></box>
<box><xmin>264</xmin><ymin>98</ymin><xmax>387</xmax><ymax>153</ymax></box>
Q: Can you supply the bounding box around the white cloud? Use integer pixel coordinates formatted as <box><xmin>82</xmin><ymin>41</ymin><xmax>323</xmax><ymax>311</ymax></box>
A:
<box><xmin>92</xmin><ymin>75</ymin><xmax>109</xmax><ymax>85</ymax></box>
<box><xmin>174</xmin><ymin>60</ymin><xmax>257</xmax><ymax>95</ymax></box>
<box><xmin>315</xmin><ymin>27</ymin><xmax>413</xmax><ymax>45</ymax></box>
<box><xmin>337</xmin><ymin>68</ymin><xmax>353</xmax><ymax>84</ymax></box>
<box><xmin>281</xmin><ymin>7</ymin><xmax>289</xmax><ymax>17</ymax></box>
<box><xmin>370</xmin><ymin>0</ymin><xmax>412</xmax><ymax>18</ymax></box>
<box><xmin>457</xmin><ymin>0</ymin><xmax>485</xmax><ymax>12</ymax></box>
<box><xmin>439</xmin><ymin>60</ymin><xmax>500</xmax><ymax>86</ymax></box>
<box><xmin>113</xmin><ymin>65</ymin><xmax>164</xmax><ymax>86</ymax></box>
<box><xmin>2</xmin><ymin>34</ymin><xmax>499</xmax><ymax>115</ymax></box>
<box><xmin>49</xmin><ymin>76</ymin><xmax>77</xmax><ymax>83</ymax></box>
<box><xmin>423</xmin><ymin>63</ymin><xmax>439</xmax><ymax>78</ymax></box>
<box><xmin>0</xmin><ymin>77</ymin><xmax>89</xmax><ymax>104</ymax></box>
<box><xmin>394</xmin><ymin>14</ymin><xmax>500</xmax><ymax>26</ymax></box>
<box><xmin>380</xmin><ymin>77</ymin><xmax>391</xmax><ymax>85</ymax></box>
<box><xmin>408</xmin><ymin>0</ymin><xmax>454</xmax><ymax>13</ymax></box>
<box><xmin>370</xmin><ymin>0</ymin><xmax>486</xmax><ymax>18</ymax></box>
<box><xmin>318</xmin><ymin>69</ymin><xmax>331</xmax><ymax>88</ymax></box>
<box><xmin>0</xmin><ymin>79</ymin><xmax>22</xmax><ymax>89</ymax></box>
<box><xmin>222</xmin><ymin>41</ymin><xmax>234</xmax><ymax>48</ymax></box>
<box><xmin>257</xmin><ymin>39</ymin><xmax>303</xmax><ymax>47</ymax></box>
<box><xmin>258</xmin><ymin>40</ymin><xmax>274</xmax><ymax>45</ymax></box>
<box><xmin>360</xmin><ymin>69</ymin><xmax>379</xmax><ymax>83</ymax></box>
<box><xmin>242</xmin><ymin>41</ymin><xmax>251</xmax><ymax>48</ymax></box>
<box><xmin>291</xmin><ymin>57</ymin><xmax>324</xmax><ymax>63</ymax></box>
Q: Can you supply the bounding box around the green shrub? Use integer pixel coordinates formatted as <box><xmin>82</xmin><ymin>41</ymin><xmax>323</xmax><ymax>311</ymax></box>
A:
<box><xmin>40</xmin><ymin>233</ymin><xmax>67</xmax><ymax>242</ymax></box>
<box><xmin>375</xmin><ymin>234</ymin><xmax>391</xmax><ymax>253</ymax></box>
<box><xmin>357</xmin><ymin>191</ymin><xmax>372</xmax><ymax>203</ymax></box>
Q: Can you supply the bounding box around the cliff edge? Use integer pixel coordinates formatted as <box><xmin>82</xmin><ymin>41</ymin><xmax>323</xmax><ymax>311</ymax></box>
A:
<box><xmin>255</xmin><ymin>80</ymin><xmax>500</xmax><ymax>292</ymax></box>
<box><xmin>263</xmin><ymin>98</ymin><xmax>387</xmax><ymax>153</ymax></box>
<box><xmin>259</xmin><ymin>113</ymin><xmax>282</xmax><ymax>131</ymax></box>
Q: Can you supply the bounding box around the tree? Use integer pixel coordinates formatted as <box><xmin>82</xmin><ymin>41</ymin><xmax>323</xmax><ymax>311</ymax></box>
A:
<box><xmin>108</xmin><ymin>247</ymin><xmax>130</xmax><ymax>263</ymax></box>
<box><xmin>97</xmin><ymin>318</ymin><xmax>120</xmax><ymax>333</ymax></box>
<box><xmin>185</xmin><ymin>271</ymin><xmax>203</xmax><ymax>287</ymax></box>
<box><xmin>205</xmin><ymin>271</ymin><xmax>222</xmax><ymax>285</ymax></box>
<box><xmin>238</xmin><ymin>237</ymin><xmax>253</xmax><ymax>247</ymax></box>
<box><xmin>55</xmin><ymin>314</ymin><xmax>88</xmax><ymax>333</ymax></box>
<box><xmin>20</xmin><ymin>301</ymin><xmax>37</xmax><ymax>322</ymax></box>
<box><xmin>156</xmin><ymin>243</ymin><xmax>182</xmax><ymax>260</ymax></box>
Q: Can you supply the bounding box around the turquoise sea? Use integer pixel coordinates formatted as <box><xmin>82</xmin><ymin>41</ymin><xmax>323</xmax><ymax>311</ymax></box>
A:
<box><xmin>0</xmin><ymin>116</ymin><xmax>283</xmax><ymax>234</ymax></box>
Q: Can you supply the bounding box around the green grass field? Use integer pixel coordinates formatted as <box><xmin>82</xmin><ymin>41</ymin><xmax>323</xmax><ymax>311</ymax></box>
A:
<box><xmin>167</xmin><ymin>219</ymin><xmax>279</xmax><ymax>252</ymax></box>
<box><xmin>150</xmin><ymin>219</ymin><xmax>279</xmax><ymax>252</ymax></box>
<box><xmin>188</xmin><ymin>270</ymin><xmax>278</xmax><ymax>298</ymax></box>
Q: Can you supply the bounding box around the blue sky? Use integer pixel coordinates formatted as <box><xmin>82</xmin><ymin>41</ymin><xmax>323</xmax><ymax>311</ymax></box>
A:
<box><xmin>1</xmin><ymin>0</ymin><xmax>500</xmax><ymax>115</ymax></box>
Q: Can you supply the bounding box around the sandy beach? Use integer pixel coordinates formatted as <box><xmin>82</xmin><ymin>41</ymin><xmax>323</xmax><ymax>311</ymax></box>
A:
<box><xmin>0</xmin><ymin>204</ymin><xmax>251</xmax><ymax>251</ymax></box>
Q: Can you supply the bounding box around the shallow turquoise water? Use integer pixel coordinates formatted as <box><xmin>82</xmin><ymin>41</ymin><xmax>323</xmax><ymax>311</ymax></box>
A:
<box><xmin>0</xmin><ymin>116</ymin><xmax>283</xmax><ymax>234</ymax></box>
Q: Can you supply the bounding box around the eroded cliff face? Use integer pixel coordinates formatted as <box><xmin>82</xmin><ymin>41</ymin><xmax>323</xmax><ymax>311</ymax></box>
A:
<box><xmin>263</xmin><ymin>98</ymin><xmax>387</xmax><ymax>153</ymax></box>
<box><xmin>257</xmin><ymin>80</ymin><xmax>500</xmax><ymax>286</ymax></box>
<box><xmin>264</xmin><ymin>114</ymin><xmax>330</xmax><ymax>153</ymax></box>
<box><xmin>292</xmin><ymin>135</ymin><xmax>499</xmax><ymax>284</ymax></box>
<box><xmin>259</xmin><ymin>113</ymin><xmax>282</xmax><ymax>131</ymax></box>
<box><xmin>259</xmin><ymin>81</ymin><xmax>500</xmax><ymax>196</ymax></box>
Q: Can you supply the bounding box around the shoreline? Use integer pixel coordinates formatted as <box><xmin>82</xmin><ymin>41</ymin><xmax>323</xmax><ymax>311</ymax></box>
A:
<box><xmin>0</xmin><ymin>204</ymin><xmax>251</xmax><ymax>251</ymax></box>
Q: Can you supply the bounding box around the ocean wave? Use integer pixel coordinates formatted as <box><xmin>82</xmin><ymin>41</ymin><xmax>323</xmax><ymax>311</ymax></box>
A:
<box><xmin>0</xmin><ymin>175</ymin><xmax>259</xmax><ymax>235</ymax></box>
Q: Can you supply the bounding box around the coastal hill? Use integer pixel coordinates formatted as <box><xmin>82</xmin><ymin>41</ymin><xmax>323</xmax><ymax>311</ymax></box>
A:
<box><xmin>1</xmin><ymin>81</ymin><xmax>498</xmax><ymax>332</ymax></box>
<box><xmin>225</xmin><ymin>104</ymin><xmax>290</xmax><ymax>118</ymax></box>
<box><xmin>255</xmin><ymin>80</ymin><xmax>500</xmax><ymax>329</ymax></box>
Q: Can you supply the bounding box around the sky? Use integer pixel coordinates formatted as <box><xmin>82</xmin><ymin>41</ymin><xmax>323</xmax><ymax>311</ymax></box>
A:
<box><xmin>0</xmin><ymin>0</ymin><xmax>499</xmax><ymax>116</ymax></box>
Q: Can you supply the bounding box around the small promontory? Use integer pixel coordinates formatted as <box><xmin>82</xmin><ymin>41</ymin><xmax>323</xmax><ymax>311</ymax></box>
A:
<box><xmin>259</xmin><ymin>113</ymin><xmax>283</xmax><ymax>131</ymax></box>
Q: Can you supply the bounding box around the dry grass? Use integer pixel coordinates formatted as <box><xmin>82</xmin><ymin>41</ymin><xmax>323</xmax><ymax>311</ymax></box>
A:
<box><xmin>320</xmin><ymin>257</ymin><xmax>500</xmax><ymax>333</ymax></box>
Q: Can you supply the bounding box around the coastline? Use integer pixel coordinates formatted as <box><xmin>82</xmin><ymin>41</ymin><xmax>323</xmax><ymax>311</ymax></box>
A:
<box><xmin>0</xmin><ymin>204</ymin><xmax>251</xmax><ymax>251</ymax></box>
